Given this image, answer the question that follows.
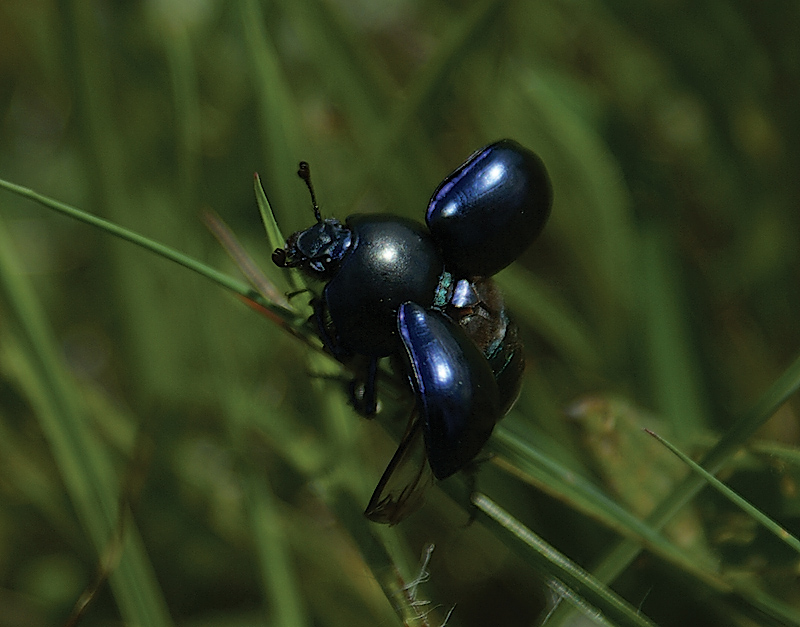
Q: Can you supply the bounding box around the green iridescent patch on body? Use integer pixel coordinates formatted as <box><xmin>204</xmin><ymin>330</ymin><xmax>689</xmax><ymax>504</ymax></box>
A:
<box><xmin>432</xmin><ymin>270</ymin><xmax>454</xmax><ymax>309</ymax></box>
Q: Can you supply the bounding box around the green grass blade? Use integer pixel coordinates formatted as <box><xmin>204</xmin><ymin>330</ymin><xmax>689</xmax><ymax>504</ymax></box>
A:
<box><xmin>548</xmin><ymin>352</ymin><xmax>800</xmax><ymax>625</ymax></box>
<box><xmin>645</xmin><ymin>428</ymin><xmax>800</xmax><ymax>555</ymax></box>
<box><xmin>241</xmin><ymin>0</ymin><xmax>307</xmax><ymax>224</ymax></box>
<box><xmin>164</xmin><ymin>24</ymin><xmax>202</xmax><ymax>215</ymax></box>
<box><xmin>0</xmin><ymin>215</ymin><xmax>173</xmax><ymax>626</ymax></box>
<box><xmin>246</xmin><ymin>473</ymin><xmax>310</xmax><ymax>627</ymax></box>
<box><xmin>254</xmin><ymin>173</ymin><xmax>288</xmax><ymax>256</ymax></box>
<box><xmin>471</xmin><ymin>493</ymin><xmax>656</xmax><ymax>627</ymax></box>
<box><xmin>638</xmin><ymin>350</ymin><xmax>800</xmax><ymax>542</ymax></box>
<box><xmin>639</xmin><ymin>226</ymin><xmax>709</xmax><ymax>440</ymax></box>
<box><xmin>0</xmin><ymin>178</ymin><xmax>299</xmax><ymax>324</ymax></box>
<box><xmin>498</xmin><ymin>265</ymin><xmax>601</xmax><ymax>371</ymax></box>
<box><xmin>488</xmin><ymin>426</ymin><xmax>725</xmax><ymax>588</ymax></box>
<box><xmin>254</xmin><ymin>173</ymin><xmax>308</xmax><ymax>297</ymax></box>
<box><xmin>329</xmin><ymin>490</ymin><xmax>439</xmax><ymax>627</ymax></box>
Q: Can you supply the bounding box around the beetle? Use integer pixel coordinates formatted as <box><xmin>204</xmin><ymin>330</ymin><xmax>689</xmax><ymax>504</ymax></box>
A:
<box><xmin>273</xmin><ymin>139</ymin><xmax>552</xmax><ymax>523</ymax></box>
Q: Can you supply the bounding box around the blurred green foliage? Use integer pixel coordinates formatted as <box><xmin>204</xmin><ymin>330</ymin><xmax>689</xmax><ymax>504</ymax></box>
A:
<box><xmin>0</xmin><ymin>0</ymin><xmax>799</xmax><ymax>625</ymax></box>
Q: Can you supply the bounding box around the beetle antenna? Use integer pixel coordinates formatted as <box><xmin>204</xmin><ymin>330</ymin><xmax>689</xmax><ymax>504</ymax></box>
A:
<box><xmin>297</xmin><ymin>161</ymin><xmax>322</xmax><ymax>223</ymax></box>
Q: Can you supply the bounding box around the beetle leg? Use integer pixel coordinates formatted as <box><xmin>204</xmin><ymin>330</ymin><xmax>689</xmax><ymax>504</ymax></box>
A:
<box><xmin>349</xmin><ymin>356</ymin><xmax>379</xmax><ymax>416</ymax></box>
<box><xmin>312</xmin><ymin>299</ymin><xmax>351</xmax><ymax>360</ymax></box>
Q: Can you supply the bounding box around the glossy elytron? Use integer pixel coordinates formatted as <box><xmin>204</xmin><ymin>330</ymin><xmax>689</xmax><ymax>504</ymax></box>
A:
<box><xmin>273</xmin><ymin>139</ymin><xmax>552</xmax><ymax>523</ymax></box>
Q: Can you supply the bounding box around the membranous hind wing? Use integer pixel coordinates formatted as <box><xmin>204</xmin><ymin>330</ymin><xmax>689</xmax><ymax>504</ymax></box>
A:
<box><xmin>365</xmin><ymin>415</ymin><xmax>434</xmax><ymax>525</ymax></box>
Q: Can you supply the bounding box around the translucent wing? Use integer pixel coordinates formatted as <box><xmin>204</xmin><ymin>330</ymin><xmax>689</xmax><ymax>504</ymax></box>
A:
<box><xmin>365</xmin><ymin>414</ymin><xmax>434</xmax><ymax>525</ymax></box>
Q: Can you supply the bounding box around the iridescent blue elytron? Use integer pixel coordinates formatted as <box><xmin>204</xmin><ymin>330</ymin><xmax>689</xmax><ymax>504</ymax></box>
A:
<box><xmin>273</xmin><ymin>139</ymin><xmax>552</xmax><ymax>523</ymax></box>
<box><xmin>397</xmin><ymin>302</ymin><xmax>498</xmax><ymax>480</ymax></box>
<box><xmin>427</xmin><ymin>140</ymin><xmax>551</xmax><ymax>277</ymax></box>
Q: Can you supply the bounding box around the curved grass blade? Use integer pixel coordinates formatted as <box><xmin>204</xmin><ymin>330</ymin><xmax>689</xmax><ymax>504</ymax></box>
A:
<box><xmin>0</xmin><ymin>178</ymin><xmax>301</xmax><ymax>329</ymax></box>
<box><xmin>254</xmin><ymin>173</ymin><xmax>290</xmax><ymax>260</ymax></box>
<box><xmin>64</xmin><ymin>433</ymin><xmax>153</xmax><ymax>626</ymax></box>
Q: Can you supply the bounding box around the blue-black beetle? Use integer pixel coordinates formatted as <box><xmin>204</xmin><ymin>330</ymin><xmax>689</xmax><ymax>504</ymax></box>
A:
<box><xmin>273</xmin><ymin>139</ymin><xmax>552</xmax><ymax>523</ymax></box>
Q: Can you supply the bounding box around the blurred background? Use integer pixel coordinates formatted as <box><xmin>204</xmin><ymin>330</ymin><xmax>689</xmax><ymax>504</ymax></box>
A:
<box><xmin>0</xmin><ymin>1</ymin><xmax>799</xmax><ymax>625</ymax></box>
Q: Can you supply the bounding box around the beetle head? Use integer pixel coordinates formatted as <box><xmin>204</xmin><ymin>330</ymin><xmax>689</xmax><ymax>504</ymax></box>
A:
<box><xmin>272</xmin><ymin>161</ymin><xmax>353</xmax><ymax>280</ymax></box>
<box><xmin>272</xmin><ymin>218</ymin><xmax>352</xmax><ymax>279</ymax></box>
